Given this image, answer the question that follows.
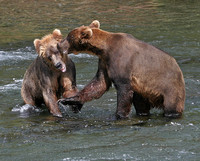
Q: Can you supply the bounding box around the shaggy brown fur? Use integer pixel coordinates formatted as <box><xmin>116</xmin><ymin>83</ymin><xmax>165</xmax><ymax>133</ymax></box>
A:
<box><xmin>21</xmin><ymin>29</ymin><xmax>78</xmax><ymax>117</ymax></box>
<box><xmin>58</xmin><ymin>21</ymin><xmax>185</xmax><ymax>119</ymax></box>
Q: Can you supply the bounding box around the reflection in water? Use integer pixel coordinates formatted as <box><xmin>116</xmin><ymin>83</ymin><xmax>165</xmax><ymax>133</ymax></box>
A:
<box><xmin>0</xmin><ymin>0</ymin><xmax>200</xmax><ymax>160</ymax></box>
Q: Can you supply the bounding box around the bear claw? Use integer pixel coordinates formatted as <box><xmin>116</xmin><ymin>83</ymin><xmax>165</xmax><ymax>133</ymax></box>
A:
<box><xmin>52</xmin><ymin>113</ymin><xmax>63</xmax><ymax>118</ymax></box>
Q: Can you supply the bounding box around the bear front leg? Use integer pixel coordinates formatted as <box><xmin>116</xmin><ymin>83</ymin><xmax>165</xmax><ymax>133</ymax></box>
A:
<box><xmin>63</xmin><ymin>87</ymin><xmax>81</xmax><ymax>113</ymax></box>
<box><xmin>115</xmin><ymin>84</ymin><xmax>134</xmax><ymax>119</ymax></box>
<box><xmin>61</xmin><ymin>76</ymin><xmax>79</xmax><ymax>98</ymax></box>
<box><xmin>43</xmin><ymin>91</ymin><xmax>62</xmax><ymax>117</ymax></box>
<box><xmin>58</xmin><ymin>60</ymin><xmax>112</xmax><ymax>108</ymax></box>
<box><xmin>58</xmin><ymin>74</ymin><xmax>110</xmax><ymax>106</ymax></box>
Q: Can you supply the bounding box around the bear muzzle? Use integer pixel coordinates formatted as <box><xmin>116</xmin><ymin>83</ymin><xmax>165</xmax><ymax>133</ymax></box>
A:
<box><xmin>57</xmin><ymin>41</ymin><xmax>69</xmax><ymax>54</ymax></box>
<box><xmin>55</xmin><ymin>62</ymin><xmax>66</xmax><ymax>72</ymax></box>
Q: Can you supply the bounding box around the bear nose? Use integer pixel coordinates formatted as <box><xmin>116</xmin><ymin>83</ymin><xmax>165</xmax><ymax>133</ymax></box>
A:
<box><xmin>55</xmin><ymin>62</ymin><xmax>62</xmax><ymax>69</ymax></box>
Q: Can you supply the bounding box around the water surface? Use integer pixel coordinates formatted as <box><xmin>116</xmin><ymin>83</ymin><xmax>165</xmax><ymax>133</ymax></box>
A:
<box><xmin>0</xmin><ymin>0</ymin><xmax>200</xmax><ymax>160</ymax></box>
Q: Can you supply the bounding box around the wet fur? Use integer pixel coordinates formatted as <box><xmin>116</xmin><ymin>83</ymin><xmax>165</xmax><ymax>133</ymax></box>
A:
<box><xmin>21</xmin><ymin>30</ymin><xmax>78</xmax><ymax>117</ymax></box>
<box><xmin>58</xmin><ymin>21</ymin><xmax>185</xmax><ymax>119</ymax></box>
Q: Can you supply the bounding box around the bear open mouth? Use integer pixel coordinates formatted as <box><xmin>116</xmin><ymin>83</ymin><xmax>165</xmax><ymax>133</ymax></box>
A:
<box><xmin>55</xmin><ymin>62</ymin><xmax>66</xmax><ymax>72</ymax></box>
<box><xmin>60</xmin><ymin>66</ymin><xmax>66</xmax><ymax>72</ymax></box>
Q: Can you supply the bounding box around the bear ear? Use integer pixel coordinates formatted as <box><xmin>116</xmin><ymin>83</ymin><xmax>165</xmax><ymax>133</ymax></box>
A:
<box><xmin>89</xmin><ymin>20</ymin><xmax>100</xmax><ymax>28</ymax></box>
<box><xmin>53</xmin><ymin>29</ymin><xmax>62</xmax><ymax>40</ymax></box>
<box><xmin>33</xmin><ymin>39</ymin><xmax>41</xmax><ymax>53</ymax></box>
<box><xmin>81</xmin><ymin>28</ymin><xmax>93</xmax><ymax>39</ymax></box>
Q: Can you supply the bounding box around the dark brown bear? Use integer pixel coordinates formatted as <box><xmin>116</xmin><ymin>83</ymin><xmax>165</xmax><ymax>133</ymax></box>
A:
<box><xmin>58</xmin><ymin>20</ymin><xmax>185</xmax><ymax>119</ymax></box>
<box><xmin>21</xmin><ymin>29</ymin><xmax>78</xmax><ymax>117</ymax></box>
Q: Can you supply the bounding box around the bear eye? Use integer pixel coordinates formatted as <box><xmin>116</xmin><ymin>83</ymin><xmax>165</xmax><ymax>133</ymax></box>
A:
<box><xmin>55</xmin><ymin>50</ymin><xmax>59</xmax><ymax>55</ymax></box>
<box><xmin>47</xmin><ymin>55</ymin><xmax>52</xmax><ymax>60</ymax></box>
<box><xmin>50</xmin><ymin>47</ymin><xmax>59</xmax><ymax>55</ymax></box>
<box><xmin>81</xmin><ymin>32</ymin><xmax>86</xmax><ymax>36</ymax></box>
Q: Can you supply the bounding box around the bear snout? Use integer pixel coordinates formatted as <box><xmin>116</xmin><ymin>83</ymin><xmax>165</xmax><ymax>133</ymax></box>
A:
<box><xmin>55</xmin><ymin>62</ymin><xmax>66</xmax><ymax>72</ymax></box>
<box><xmin>57</xmin><ymin>41</ymin><xmax>68</xmax><ymax>54</ymax></box>
<box><xmin>55</xmin><ymin>62</ymin><xmax>62</xmax><ymax>69</ymax></box>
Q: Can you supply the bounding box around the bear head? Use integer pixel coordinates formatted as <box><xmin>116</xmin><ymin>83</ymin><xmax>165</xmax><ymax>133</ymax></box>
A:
<box><xmin>34</xmin><ymin>29</ymin><xmax>67</xmax><ymax>72</ymax></box>
<box><xmin>57</xmin><ymin>20</ymin><xmax>102</xmax><ymax>55</ymax></box>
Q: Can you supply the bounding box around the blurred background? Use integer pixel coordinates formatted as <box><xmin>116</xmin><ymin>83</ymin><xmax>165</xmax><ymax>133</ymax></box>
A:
<box><xmin>0</xmin><ymin>0</ymin><xmax>200</xmax><ymax>160</ymax></box>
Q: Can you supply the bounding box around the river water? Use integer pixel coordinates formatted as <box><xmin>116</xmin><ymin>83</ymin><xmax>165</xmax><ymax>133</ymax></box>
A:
<box><xmin>0</xmin><ymin>0</ymin><xmax>200</xmax><ymax>160</ymax></box>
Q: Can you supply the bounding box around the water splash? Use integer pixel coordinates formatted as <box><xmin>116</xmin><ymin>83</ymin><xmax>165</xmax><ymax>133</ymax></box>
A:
<box><xmin>12</xmin><ymin>104</ymin><xmax>43</xmax><ymax>118</ymax></box>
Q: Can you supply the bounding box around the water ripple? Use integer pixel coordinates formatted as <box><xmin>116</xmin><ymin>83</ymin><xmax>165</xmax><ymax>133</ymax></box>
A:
<box><xmin>0</xmin><ymin>79</ymin><xmax>22</xmax><ymax>92</ymax></box>
<box><xmin>0</xmin><ymin>48</ymin><xmax>36</xmax><ymax>62</ymax></box>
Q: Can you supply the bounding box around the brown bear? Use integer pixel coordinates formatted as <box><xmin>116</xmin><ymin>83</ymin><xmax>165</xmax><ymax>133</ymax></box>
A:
<box><xmin>57</xmin><ymin>20</ymin><xmax>185</xmax><ymax>119</ymax></box>
<box><xmin>21</xmin><ymin>29</ymin><xmax>78</xmax><ymax>117</ymax></box>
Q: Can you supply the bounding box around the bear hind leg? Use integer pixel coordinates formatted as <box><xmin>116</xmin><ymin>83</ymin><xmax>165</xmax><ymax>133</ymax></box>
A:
<box><xmin>21</xmin><ymin>90</ymin><xmax>36</xmax><ymax>106</ymax></box>
<box><xmin>163</xmin><ymin>93</ymin><xmax>184</xmax><ymax>118</ymax></box>
<box><xmin>133</xmin><ymin>92</ymin><xmax>151</xmax><ymax>116</ymax></box>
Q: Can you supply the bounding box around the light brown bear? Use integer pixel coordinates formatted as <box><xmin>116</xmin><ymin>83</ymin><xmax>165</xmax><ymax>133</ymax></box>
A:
<box><xmin>58</xmin><ymin>20</ymin><xmax>185</xmax><ymax>119</ymax></box>
<box><xmin>21</xmin><ymin>29</ymin><xmax>78</xmax><ymax>117</ymax></box>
